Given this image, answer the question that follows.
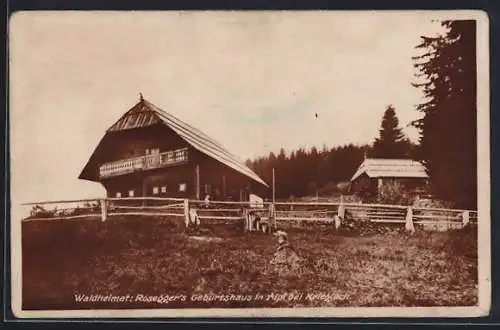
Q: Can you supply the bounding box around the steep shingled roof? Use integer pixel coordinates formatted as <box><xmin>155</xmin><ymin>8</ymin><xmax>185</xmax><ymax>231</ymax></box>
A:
<box><xmin>351</xmin><ymin>158</ymin><xmax>429</xmax><ymax>181</ymax></box>
<box><xmin>80</xmin><ymin>98</ymin><xmax>268</xmax><ymax>187</ymax></box>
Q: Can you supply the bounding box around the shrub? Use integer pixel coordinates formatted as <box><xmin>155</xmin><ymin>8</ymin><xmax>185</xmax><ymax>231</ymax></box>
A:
<box><xmin>376</xmin><ymin>181</ymin><xmax>413</xmax><ymax>205</ymax></box>
<box><xmin>412</xmin><ymin>197</ymin><xmax>454</xmax><ymax>209</ymax></box>
<box><xmin>29</xmin><ymin>205</ymin><xmax>57</xmax><ymax>218</ymax></box>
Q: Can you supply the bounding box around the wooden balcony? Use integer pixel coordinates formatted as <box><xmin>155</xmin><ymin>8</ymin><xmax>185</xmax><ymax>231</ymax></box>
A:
<box><xmin>99</xmin><ymin>147</ymin><xmax>188</xmax><ymax>179</ymax></box>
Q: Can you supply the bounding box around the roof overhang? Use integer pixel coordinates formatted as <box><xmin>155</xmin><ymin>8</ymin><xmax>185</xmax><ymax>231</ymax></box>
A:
<box><xmin>351</xmin><ymin>158</ymin><xmax>429</xmax><ymax>181</ymax></box>
<box><xmin>79</xmin><ymin>99</ymin><xmax>268</xmax><ymax>187</ymax></box>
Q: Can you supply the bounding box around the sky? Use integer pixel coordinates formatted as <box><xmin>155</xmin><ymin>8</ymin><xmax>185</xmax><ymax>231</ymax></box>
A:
<box><xmin>10</xmin><ymin>11</ymin><xmax>448</xmax><ymax>203</ymax></box>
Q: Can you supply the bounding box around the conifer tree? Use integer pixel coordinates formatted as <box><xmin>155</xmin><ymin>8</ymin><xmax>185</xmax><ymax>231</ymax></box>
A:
<box><xmin>372</xmin><ymin>105</ymin><xmax>410</xmax><ymax>159</ymax></box>
<box><xmin>412</xmin><ymin>20</ymin><xmax>477</xmax><ymax>208</ymax></box>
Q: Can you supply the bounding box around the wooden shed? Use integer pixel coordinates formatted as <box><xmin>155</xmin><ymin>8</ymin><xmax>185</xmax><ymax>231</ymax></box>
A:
<box><xmin>350</xmin><ymin>158</ymin><xmax>429</xmax><ymax>198</ymax></box>
<box><xmin>79</xmin><ymin>96</ymin><xmax>268</xmax><ymax>200</ymax></box>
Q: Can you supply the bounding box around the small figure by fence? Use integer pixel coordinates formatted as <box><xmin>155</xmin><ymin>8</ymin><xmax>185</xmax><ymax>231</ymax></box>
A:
<box><xmin>204</xmin><ymin>194</ymin><xmax>211</xmax><ymax>208</ymax></box>
<box><xmin>260</xmin><ymin>220</ymin><xmax>271</xmax><ymax>233</ymax></box>
<box><xmin>245</xmin><ymin>210</ymin><xmax>259</xmax><ymax>232</ymax></box>
<box><xmin>183</xmin><ymin>200</ymin><xmax>200</xmax><ymax>229</ymax></box>
<box><xmin>326</xmin><ymin>201</ymin><xmax>344</xmax><ymax>230</ymax></box>
<box><xmin>244</xmin><ymin>210</ymin><xmax>261</xmax><ymax>232</ymax></box>
<box><xmin>243</xmin><ymin>209</ymin><xmax>273</xmax><ymax>233</ymax></box>
<box><xmin>188</xmin><ymin>208</ymin><xmax>200</xmax><ymax>228</ymax></box>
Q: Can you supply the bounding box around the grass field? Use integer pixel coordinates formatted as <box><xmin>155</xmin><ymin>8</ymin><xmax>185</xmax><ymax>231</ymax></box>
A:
<box><xmin>22</xmin><ymin>216</ymin><xmax>478</xmax><ymax>310</ymax></box>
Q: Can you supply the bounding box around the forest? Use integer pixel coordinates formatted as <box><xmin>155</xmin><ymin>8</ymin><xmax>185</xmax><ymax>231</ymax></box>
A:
<box><xmin>247</xmin><ymin>144</ymin><xmax>371</xmax><ymax>199</ymax></box>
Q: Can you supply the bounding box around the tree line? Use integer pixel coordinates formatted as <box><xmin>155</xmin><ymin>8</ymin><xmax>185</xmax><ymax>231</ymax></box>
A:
<box><xmin>247</xmin><ymin>144</ymin><xmax>371</xmax><ymax>199</ymax></box>
<box><xmin>248</xmin><ymin>20</ymin><xmax>477</xmax><ymax>209</ymax></box>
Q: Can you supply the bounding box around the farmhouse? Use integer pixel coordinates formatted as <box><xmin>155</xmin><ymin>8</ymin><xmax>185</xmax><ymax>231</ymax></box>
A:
<box><xmin>78</xmin><ymin>96</ymin><xmax>268</xmax><ymax>200</ymax></box>
<box><xmin>350</xmin><ymin>158</ymin><xmax>429</xmax><ymax>198</ymax></box>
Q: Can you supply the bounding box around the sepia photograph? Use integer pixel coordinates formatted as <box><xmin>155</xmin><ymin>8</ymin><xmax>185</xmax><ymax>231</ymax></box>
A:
<box><xmin>9</xmin><ymin>10</ymin><xmax>490</xmax><ymax>318</ymax></box>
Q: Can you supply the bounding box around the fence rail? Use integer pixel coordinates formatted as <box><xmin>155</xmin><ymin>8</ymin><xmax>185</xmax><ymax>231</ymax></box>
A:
<box><xmin>21</xmin><ymin>197</ymin><xmax>478</xmax><ymax>232</ymax></box>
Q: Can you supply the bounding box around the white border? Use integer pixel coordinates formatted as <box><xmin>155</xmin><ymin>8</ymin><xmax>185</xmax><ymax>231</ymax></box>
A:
<box><xmin>9</xmin><ymin>9</ymin><xmax>491</xmax><ymax>319</ymax></box>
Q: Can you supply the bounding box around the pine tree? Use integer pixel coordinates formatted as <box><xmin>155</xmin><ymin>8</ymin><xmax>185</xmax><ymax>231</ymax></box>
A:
<box><xmin>412</xmin><ymin>20</ymin><xmax>477</xmax><ymax>209</ymax></box>
<box><xmin>372</xmin><ymin>105</ymin><xmax>410</xmax><ymax>158</ymax></box>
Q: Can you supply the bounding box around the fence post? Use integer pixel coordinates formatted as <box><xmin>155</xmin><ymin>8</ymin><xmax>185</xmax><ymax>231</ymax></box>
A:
<box><xmin>183</xmin><ymin>199</ymin><xmax>190</xmax><ymax>228</ymax></box>
<box><xmin>269</xmin><ymin>203</ymin><xmax>276</xmax><ymax>230</ymax></box>
<box><xmin>337</xmin><ymin>201</ymin><xmax>345</xmax><ymax>219</ymax></box>
<box><xmin>334</xmin><ymin>215</ymin><xmax>341</xmax><ymax>230</ymax></box>
<box><xmin>462</xmin><ymin>210</ymin><xmax>470</xmax><ymax>227</ymax></box>
<box><xmin>333</xmin><ymin>200</ymin><xmax>345</xmax><ymax>230</ymax></box>
<box><xmin>247</xmin><ymin>209</ymin><xmax>251</xmax><ymax>232</ymax></box>
<box><xmin>100</xmin><ymin>199</ymin><xmax>107</xmax><ymax>222</ymax></box>
<box><xmin>405</xmin><ymin>206</ymin><xmax>415</xmax><ymax>234</ymax></box>
<box><xmin>248</xmin><ymin>211</ymin><xmax>253</xmax><ymax>232</ymax></box>
<box><xmin>243</xmin><ymin>208</ymin><xmax>249</xmax><ymax>232</ymax></box>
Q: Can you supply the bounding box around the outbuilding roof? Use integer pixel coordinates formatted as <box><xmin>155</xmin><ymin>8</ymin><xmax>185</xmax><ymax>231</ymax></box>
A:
<box><xmin>79</xmin><ymin>98</ymin><xmax>268</xmax><ymax>187</ymax></box>
<box><xmin>350</xmin><ymin>158</ymin><xmax>429</xmax><ymax>181</ymax></box>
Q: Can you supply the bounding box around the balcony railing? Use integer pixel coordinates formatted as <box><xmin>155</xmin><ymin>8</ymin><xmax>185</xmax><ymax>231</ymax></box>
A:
<box><xmin>99</xmin><ymin>147</ymin><xmax>188</xmax><ymax>179</ymax></box>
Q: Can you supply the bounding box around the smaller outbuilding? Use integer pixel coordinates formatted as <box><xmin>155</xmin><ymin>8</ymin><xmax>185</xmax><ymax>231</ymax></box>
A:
<box><xmin>350</xmin><ymin>158</ymin><xmax>429</xmax><ymax>199</ymax></box>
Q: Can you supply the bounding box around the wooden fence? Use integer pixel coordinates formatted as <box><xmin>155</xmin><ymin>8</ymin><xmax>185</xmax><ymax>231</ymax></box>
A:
<box><xmin>21</xmin><ymin>197</ymin><xmax>478</xmax><ymax>232</ymax></box>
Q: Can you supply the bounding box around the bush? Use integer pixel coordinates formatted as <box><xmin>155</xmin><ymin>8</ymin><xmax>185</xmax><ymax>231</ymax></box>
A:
<box><xmin>412</xmin><ymin>197</ymin><xmax>454</xmax><ymax>209</ymax></box>
<box><xmin>376</xmin><ymin>181</ymin><xmax>413</xmax><ymax>205</ymax></box>
<box><xmin>29</xmin><ymin>205</ymin><xmax>57</xmax><ymax>218</ymax></box>
<box><xmin>341</xmin><ymin>211</ymin><xmax>404</xmax><ymax>236</ymax></box>
<box><xmin>28</xmin><ymin>202</ymin><xmax>101</xmax><ymax>219</ymax></box>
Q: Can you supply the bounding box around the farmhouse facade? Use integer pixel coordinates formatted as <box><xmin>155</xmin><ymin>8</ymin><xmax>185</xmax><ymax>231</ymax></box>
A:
<box><xmin>350</xmin><ymin>158</ymin><xmax>429</xmax><ymax>198</ymax></box>
<box><xmin>78</xmin><ymin>96</ymin><xmax>268</xmax><ymax>200</ymax></box>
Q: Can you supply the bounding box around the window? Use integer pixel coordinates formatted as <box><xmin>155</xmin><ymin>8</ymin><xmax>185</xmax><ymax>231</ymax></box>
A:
<box><xmin>161</xmin><ymin>186</ymin><xmax>167</xmax><ymax>193</ymax></box>
<box><xmin>153</xmin><ymin>186</ymin><xmax>159</xmax><ymax>195</ymax></box>
<box><xmin>179</xmin><ymin>183</ymin><xmax>186</xmax><ymax>192</ymax></box>
<box><xmin>116</xmin><ymin>192</ymin><xmax>122</xmax><ymax>198</ymax></box>
<box><xmin>128</xmin><ymin>189</ymin><xmax>135</xmax><ymax>197</ymax></box>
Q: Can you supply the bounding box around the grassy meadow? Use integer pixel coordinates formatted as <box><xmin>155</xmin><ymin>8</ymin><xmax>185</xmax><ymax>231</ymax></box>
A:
<box><xmin>22</xmin><ymin>216</ymin><xmax>478</xmax><ymax>310</ymax></box>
